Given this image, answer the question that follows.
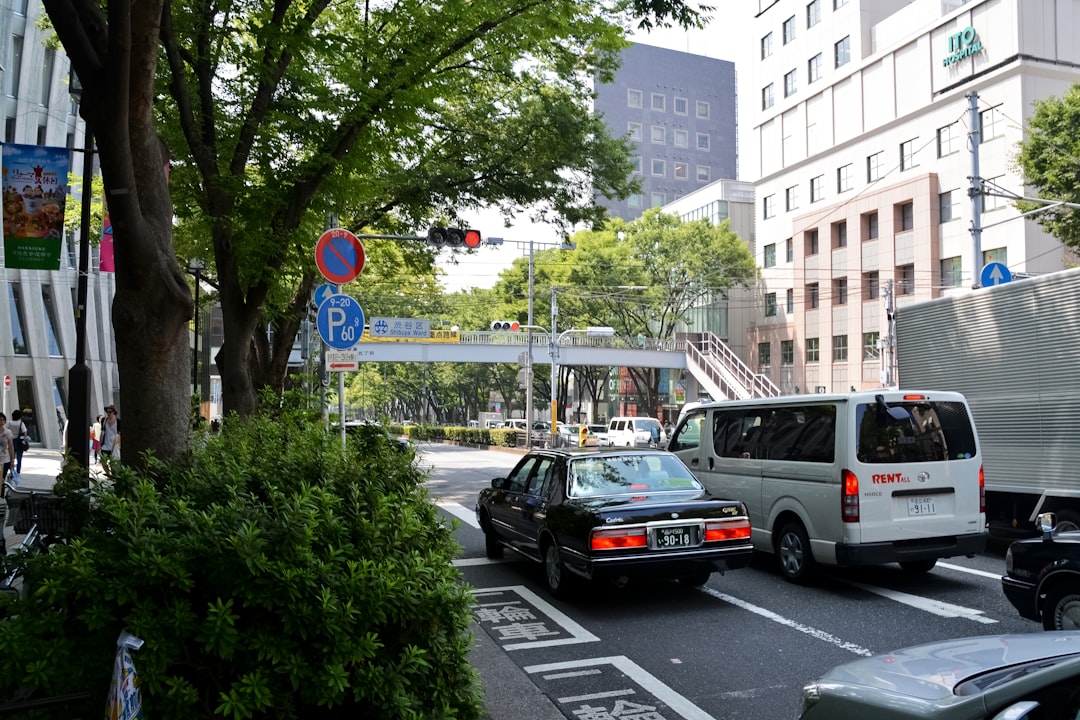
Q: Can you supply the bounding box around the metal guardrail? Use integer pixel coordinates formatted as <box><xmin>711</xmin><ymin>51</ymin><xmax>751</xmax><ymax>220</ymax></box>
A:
<box><xmin>681</xmin><ymin>332</ymin><xmax>781</xmax><ymax>399</ymax></box>
<box><xmin>456</xmin><ymin>331</ymin><xmax>686</xmax><ymax>353</ymax></box>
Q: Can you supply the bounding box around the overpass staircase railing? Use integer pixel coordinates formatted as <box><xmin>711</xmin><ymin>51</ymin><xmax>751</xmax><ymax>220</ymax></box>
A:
<box><xmin>681</xmin><ymin>332</ymin><xmax>781</xmax><ymax>400</ymax></box>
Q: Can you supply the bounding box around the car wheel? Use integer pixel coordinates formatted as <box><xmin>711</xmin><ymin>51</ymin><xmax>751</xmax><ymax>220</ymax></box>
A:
<box><xmin>1053</xmin><ymin>510</ymin><xmax>1080</xmax><ymax>533</ymax></box>
<box><xmin>677</xmin><ymin>572</ymin><xmax>712</xmax><ymax>587</ymax></box>
<box><xmin>1043</xmin><ymin>585</ymin><xmax>1080</xmax><ymax>631</ymax></box>
<box><xmin>479</xmin><ymin>511</ymin><xmax>503</xmax><ymax>559</ymax></box>
<box><xmin>776</xmin><ymin>522</ymin><xmax>815</xmax><ymax>584</ymax></box>
<box><xmin>542</xmin><ymin>539</ymin><xmax>575</xmax><ymax>597</ymax></box>
<box><xmin>899</xmin><ymin>559</ymin><xmax>937</xmax><ymax>574</ymax></box>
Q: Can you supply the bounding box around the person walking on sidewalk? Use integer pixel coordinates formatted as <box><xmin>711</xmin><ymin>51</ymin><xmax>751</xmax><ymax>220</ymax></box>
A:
<box><xmin>0</xmin><ymin>413</ymin><xmax>14</xmax><ymax>488</ymax></box>
<box><xmin>9</xmin><ymin>409</ymin><xmax>29</xmax><ymax>476</ymax></box>
<box><xmin>100</xmin><ymin>406</ymin><xmax>120</xmax><ymax>464</ymax></box>
<box><xmin>91</xmin><ymin>415</ymin><xmax>102</xmax><ymax>464</ymax></box>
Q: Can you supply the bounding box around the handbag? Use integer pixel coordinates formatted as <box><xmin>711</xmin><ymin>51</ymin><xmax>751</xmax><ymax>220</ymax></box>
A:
<box><xmin>19</xmin><ymin>436</ymin><xmax>29</xmax><ymax>452</ymax></box>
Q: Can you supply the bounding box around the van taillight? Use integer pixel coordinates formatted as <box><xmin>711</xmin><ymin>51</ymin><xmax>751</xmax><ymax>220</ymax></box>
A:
<box><xmin>842</xmin><ymin>469</ymin><xmax>859</xmax><ymax>523</ymax></box>
<box><xmin>979</xmin><ymin>465</ymin><xmax>985</xmax><ymax>513</ymax></box>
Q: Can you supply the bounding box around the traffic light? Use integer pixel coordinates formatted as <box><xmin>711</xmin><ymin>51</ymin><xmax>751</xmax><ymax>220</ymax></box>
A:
<box><xmin>491</xmin><ymin>320</ymin><xmax>520</xmax><ymax>331</ymax></box>
<box><xmin>428</xmin><ymin>227</ymin><xmax>482</xmax><ymax>248</ymax></box>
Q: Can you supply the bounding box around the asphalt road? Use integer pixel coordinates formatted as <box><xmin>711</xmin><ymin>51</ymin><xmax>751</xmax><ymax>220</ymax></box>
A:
<box><xmin>418</xmin><ymin>442</ymin><xmax>1039</xmax><ymax>720</ymax></box>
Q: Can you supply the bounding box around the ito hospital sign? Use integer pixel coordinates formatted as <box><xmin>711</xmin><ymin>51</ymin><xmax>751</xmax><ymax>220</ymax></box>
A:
<box><xmin>943</xmin><ymin>26</ymin><xmax>984</xmax><ymax>67</ymax></box>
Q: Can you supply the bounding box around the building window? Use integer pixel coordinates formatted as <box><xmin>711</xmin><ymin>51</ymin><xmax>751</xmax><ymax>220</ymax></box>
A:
<box><xmin>627</xmin><ymin>122</ymin><xmax>642</xmax><ymax>141</ymax></box>
<box><xmin>627</xmin><ymin>89</ymin><xmax>642</xmax><ymax>108</ymax></box>
<box><xmin>696</xmin><ymin>133</ymin><xmax>711</xmax><ymax>151</ymax></box>
<box><xmin>937</xmin><ymin>122</ymin><xmax>958</xmax><ymax>157</ymax></box>
<box><xmin>628</xmin><ymin>193</ymin><xmax>643</xmax><ymax>209</ymax></box>
<box><xmin>9</xmin><ymin>283</ymin><xmax>28</xmax><ymax>355</ymax></box>
<box><xmin>785</xmin><ymin>238</ymin><xmax>793</xmax><ymax>262</ymax></box>
<box><xmin>833</xmin><ymin>220</ymin><xmax>847</xmax><ymax>248</ymax></box>
<box><xmin>784</xmin><ymin>69</ymin><xmax>797</xmax><ymax>98</ymax></box>
<box><xmin>41</xmin><ymin>285</ymin><xmax>65</xmax><ymax>357</ymax></box>
<box><xmin>696</xmin><ymin>165</ymin><xmax>710</xmax><ymax>183</ymax></box>
<box><xmin>674</xmin><ymin>162</ymin><xmax>688</xmax><ymax>180</ymax></box>
<box><xmin>696</xmin><ymin>101</ymin><xmax>710</xmax><ymax>119</ymax></box>
<box><xmin>808</xmin><ymin>53</ymin><xmax>822</xmax><ymax>84</ymax></box>
<box><xmin>651</xmin><ymin>93</ymin><xmax>665</xmax><ymax>111</ymax></box>
<box><xmin>674</xmin><ymin>97</ymin><xmax>688</xmax><ymax>115</ymax></box>
<box><xmin>764</xmin><ymin>195</ymin><xmax>776</xmax><ymax>219</ymax></box>
<box><xmin>785</xmin><ymin>185</ymin><xmax>799</xmax><ymax>211</ymax></box>
<box><xmin>835</xmin><ymin>36</ymin><xmax>850</xmax><ymax>67</ymax></box>
<box><xmin>786</xmin><ymin>288</ymin><xmax>794</xmax><ymax>312</ymax></box>
<box><xmin>939</xmin><ymin>190</ymin><xmax>960</xmax><ymax>223</ymax></box>
<box><xmin>650</xmin><ymin>125</ymin><xmax>666</xmax><ymax>144</ymax></box>
<box><xmin>41</xmin><ymin>47</ymin><xmax>56</xmax><ymax>106</ymax></box>
<box><xmin>980</xmin><ymin>105</ymin><xmax>1001</xmax><ymax>141</ymax></box>
<box><xmin>36</xmin><ymin>125</ymin><xmax>47</xmax><ymax>146</ymax></box>
<box><xmin>837</xmin><ymin>163</ymin><xmax>852</xmax><ymax>193</ymax></box>
<box><xmin>863</xmin><ymin>331</ymin><xmax>880</xmax><ymax>360</ymax></box>
<box><xmin>764</xmin><ymin>243</ymin><xmax>777</xmax><ymax>268</ymax></box>
<box><xmin>632</xmin><ymin>156</ymin><xmax>642</xmax><ymax>174</ymax></box>
<box><xmin>983</xmin><ymin>247</ymin><xmax>1008</xmax><ymax>266</ymax></box>
<box><xmin>864</xmin><ymin>211</ymin><xmax>879</xmax><ymax>240</ymax></box>
<box><xmin>807</xmin><ymin>0</ymin><xmax>821</xmax><ymax>27</ymax></box>
<box><xmin>651</xmin><ymin>192</ymin><xmax>666</xmax><ymax>207</ymax></box>
<box><xmin>765</xmin><ymin>293</ymin><xmax>778</xmax><ymax>317</ymax></box>
<box><xmin>758</xmin><ymin>342</ymin><xmax>772</xmax><ymax>370</ymax></box>
<box><xmin>673</xmin><ymin>128</ymin><xmax>688</xmax><ymax>148</ymax></box>
<box><xmin>867</xmin><ymin>151</ymin><xmax>882</xmax><ymax>182</ymax></box>
<box><xmin>4</xmin><ymin>117</ymin><xmax>15</xmax><ymax>142</ymax></box>
<box><xmin>807</xmin><ymin>282</ymin><xmax>820</xmax><ymax>309</ymax></box>
<box><xmin>651</xmin><ymin>158</ymin><xmax>665</xmax><ymax>176</ymax></box>
<box><xmin>833</xmin><ymin>334</ymin><xmax>848</xmax><ymax>362</ymax></box>
<box><xmin>900</xmin><ymin>138</ymin><xmax>918</xmax><ymax>171</ymax></box>
<box><xmin>897</xmin><ymin>264</ymin><xmax>915</xmax><ymax>295</ymax></box>
<box><xmin>810</xmin><ymin>175</ymin><xmax>824</xmax><ymax>203</ymax></box>
<box><xmin>783</xmin><ymin>16</ymin><xmax>796</xmax><ymax>44</ymax></box>
<box><xmin>761</xmin><ymin>32</ymin><xmax>773</xmax><ymax>59</ymax></box>
<box><xmin>833</xmin><ymin>277</ymin><xmax>848</xmax><ymax>305</ymax></box>
<box><xmin>762</xmin><ymin>83</ymin><xmax>774</xmax><ymax>110</ymax></box>
<box><xmin>781</xmin><ymin>340</ymin><xmax>795</xmax><ymax>365</ymax></box>
<box><xmin>863</xmin><ymin>271</ymin><xmax>879</xmax><ymax>300</ymax></box>
<box><xmin>807</xmin><ymin>337</ymin><xmax>820</xmax><ymax>363</ymax></box>
<box><xmin>6</xmin><ymin>35</ymin><xmax>25</xmax><ymax>97</ymax></box>
<box><xmin>940</xmin><ymin>256</ymin><xmax>962</xmax><ymax>287</ymax></box>
<box><xmin>834</xmin><ymin>0</ymin><xmax>848</xmax><ymax>7</ymax></box>
<box><xmin>898</xmin><ymin>201</ymin><xmax>914</xmax><ymax>231</ymax></box>
<box><xmin>805</xmin><ymin>228</ymin><xmax>819</xmax><ymax>255</ymax></box>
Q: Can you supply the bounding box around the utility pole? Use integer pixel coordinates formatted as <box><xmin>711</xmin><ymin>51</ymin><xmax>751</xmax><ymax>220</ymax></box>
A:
<box><xmin>882</xmin><ymin>279</ymin><xmax>896</xmax><ymax>387</ymax></box>
<box><xmin>967</xmin><ymin>91</ymin><xmax>983</xmax><ymax>287</ymax></box>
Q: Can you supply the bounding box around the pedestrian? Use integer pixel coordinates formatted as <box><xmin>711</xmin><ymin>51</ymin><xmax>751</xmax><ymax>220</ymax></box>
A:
<box><xmin>9</xmin><ymin>409</ymin><xmax>29</xmax><ymax>475</ymax></box>
<box><xmin>100</xmin><ymin>405</ymin><xmax>120</xmax><ymax>464</ymax></box>
<box><xmin>91</xmin><ymin>415</ymin><xmax>103</xmax><ymax>464</ymax></box>
<box><xmin>0</xmin><ymin>413</ymin><xmax>14</xmax><ymax>489</ymax></box>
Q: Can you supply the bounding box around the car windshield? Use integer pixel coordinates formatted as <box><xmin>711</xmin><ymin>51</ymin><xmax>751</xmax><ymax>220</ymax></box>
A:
<box><xmin>568</xmin><ymin>454</ymin><xmax>702</xmax><ymax>497</ymax></box>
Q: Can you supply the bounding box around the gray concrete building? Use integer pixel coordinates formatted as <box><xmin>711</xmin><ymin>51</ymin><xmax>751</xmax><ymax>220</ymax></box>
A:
<box><xmin>593</xmin><ymin>43</ymin><xmax>738</xmax><ymax>221</ymax></box>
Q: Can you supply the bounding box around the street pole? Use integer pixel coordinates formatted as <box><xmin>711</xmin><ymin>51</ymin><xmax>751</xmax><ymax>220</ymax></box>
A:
<box><xmin>525</xmin><ymin>239</ymin><xmax>534</xmax><ymax>448</ymax></box>
<box><xmin>188</xmin><ymin>259</ymin><xmax>204</xmax><ymax>398</ymax></box>
<box><xmin>550</xmin><ymin>286</ymin><xmax>558</xmax><ymax>436</ymax></box>
<box><xmin>66</xmin><ymin>89</ymin><xmax>92</xmax><ymax>474</ymax></box>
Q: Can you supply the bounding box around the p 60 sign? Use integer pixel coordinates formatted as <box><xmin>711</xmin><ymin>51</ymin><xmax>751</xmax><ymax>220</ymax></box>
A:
<box><xmin>317</xmin><ymin>294</ymin><xmax>364</xmax><ymax>350</ymax></box>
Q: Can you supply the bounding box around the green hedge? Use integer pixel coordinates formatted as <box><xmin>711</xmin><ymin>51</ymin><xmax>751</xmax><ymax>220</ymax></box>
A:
<box><xmin>0</xmin><ymin>414</ymin><xmax>482</xmax><ymax>720</ymax></box>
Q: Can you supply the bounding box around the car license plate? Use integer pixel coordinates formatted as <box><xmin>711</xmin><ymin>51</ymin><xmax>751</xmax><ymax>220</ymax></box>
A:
<box><xmin>907</xmin><ymin>497</ymin><xmax>936</xmax><ymax>516</ymax></box>
<box><xmin>653</xmin><ymin>525</ymin><xmax>697</xmax><ymax>549</ymax></box>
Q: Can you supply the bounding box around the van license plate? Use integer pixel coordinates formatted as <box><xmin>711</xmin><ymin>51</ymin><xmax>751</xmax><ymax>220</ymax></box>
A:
<box><xmin>653</xmin><ymin>526</ymin><xmax>697</xmax><ymax>549</ymax></box>
<box><xmin>907</xmin><ymin>497</ymin><xmax>936</xmax><ymax>516</ymax></box>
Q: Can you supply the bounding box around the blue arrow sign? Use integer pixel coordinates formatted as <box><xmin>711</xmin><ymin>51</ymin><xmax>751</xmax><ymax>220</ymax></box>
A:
<box><xmin>317</xmin><ymin>294</ymin><xmax>364</xmax><ymax>350</ymax></box>
<box><xmin>313</xmin><ymin>283</ymin><xmax>336</xmax><ymax>309</ymax></box>
<box><xmin>980</xmin><ymin>261</ymin><xmax>1012</xmax><ymax>288</ymax></box>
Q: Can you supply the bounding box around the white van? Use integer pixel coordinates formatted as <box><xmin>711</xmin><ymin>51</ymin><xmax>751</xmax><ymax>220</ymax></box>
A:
<box><xmin>666</xmin><ymin>390</ymin><xmax>986</xmax><ymax>582</ymax></box>
<box><xmin>606</xmin><ymin>416</ymin><xmax>666</xmax><ymax>448</ymax></box>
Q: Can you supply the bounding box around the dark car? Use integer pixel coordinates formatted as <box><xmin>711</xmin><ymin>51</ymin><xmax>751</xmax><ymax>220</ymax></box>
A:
<box><xmin>475</xmin><ymin>448</ymin><xmax>753</xmax><ymax>596</ymax></box>
<box><xmin>1003</xmin><ymin>512</ymin><xmax>1080</xmax><ymax>630</ymax></box>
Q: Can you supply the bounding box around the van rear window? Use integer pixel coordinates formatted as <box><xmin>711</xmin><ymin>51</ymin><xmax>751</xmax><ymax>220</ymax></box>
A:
<box><xmin>856</xmin><ymin>400</ymin><xmax>976</xmax><ymax>463</ymax></box>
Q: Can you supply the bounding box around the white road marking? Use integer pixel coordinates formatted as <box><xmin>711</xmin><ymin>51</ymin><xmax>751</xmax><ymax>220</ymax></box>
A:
<box><xmin>937</xmin><ymin>561</ymin><xmax>1003</xmax><ymax>580</ymax></box>
<box><xmin>437</xmin><ymin>501</ymin><xmax>480</xmax><ymax>528</ymax></box>
<box><xmin>524</xmin><ymin>656</ymin><xmax>714</xmax><ymax>720</ymax></box>
<box><xmin>842</xmin><ymin>580</ymin><xmax>998</xmax><ymax>624</ymax></box>
<box><xmin>699</xmin><ymin>587</ymin><xmax>873</xmax><ymax>657</ymax></box>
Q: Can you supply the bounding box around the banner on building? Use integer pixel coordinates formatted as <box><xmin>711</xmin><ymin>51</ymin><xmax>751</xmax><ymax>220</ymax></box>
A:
<box><xmin>1</xmin><ymin>143</ymin><xmax>68</xmax><ymax>270</ymax></box>
<box><xmin>100</xmin><ymin>204</ymin><xmax>115</xmax><ymax>272</ymax></box>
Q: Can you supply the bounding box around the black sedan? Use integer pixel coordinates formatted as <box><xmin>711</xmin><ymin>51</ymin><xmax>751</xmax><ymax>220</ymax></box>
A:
<box><xmin>1003</xmin><ymin>512</ymin><xmax>1080</xmax><ymax>630</ymax></box>
<box><xmin>475</xmin><ymin>448</ymin><xmax>753</xmax><ymax>596</ymax></box>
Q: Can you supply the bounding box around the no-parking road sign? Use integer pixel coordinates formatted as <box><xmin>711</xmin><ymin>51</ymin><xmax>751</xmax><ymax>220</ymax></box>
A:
<box><xmin>315</xmin><ymin>228</ymin><xmax>366</xmax><ymax>285</ymax></box>
<box><xmin>317</xmin><ymin>294</ymin><xmax>365</xmax><ymax>350</ymax></box>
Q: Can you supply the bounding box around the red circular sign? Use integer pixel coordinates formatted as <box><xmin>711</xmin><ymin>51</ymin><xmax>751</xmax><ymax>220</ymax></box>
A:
<box><xmin>315</xmin><ymin>228</ymin><xmax>366</xmax><ymax>285</ymax></box>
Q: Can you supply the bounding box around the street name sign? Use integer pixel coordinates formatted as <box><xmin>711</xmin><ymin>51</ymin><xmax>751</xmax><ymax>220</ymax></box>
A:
<box><xmin>317</xmin><ymin>294</ymin><xmax>365</xmax><ymax>350</ymax></box>
<box><xmin>325</xmin><ymin>350</ymin><xmax>359</xmax><ymax>372</ymax></box>
<box><xmin>369</xmin><ymin>317</ymin><xmax>431</xmax><ymax>338</ymax></box>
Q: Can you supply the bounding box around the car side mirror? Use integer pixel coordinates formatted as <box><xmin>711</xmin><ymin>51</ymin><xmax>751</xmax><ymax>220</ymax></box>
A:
<box><xmin>990</xmin><ymin>701</ymin><xmax>1040</xmax><ymax>720</ymax></box>
<box><xmin>491</xmin><ymin>477</ymin><xmax>508</xmax><ymax>490</ymax></box>
<box><xmin>1037</xmin><ymin>512</ymin><xmax>1057</xmax><ymax>541</ymax></box>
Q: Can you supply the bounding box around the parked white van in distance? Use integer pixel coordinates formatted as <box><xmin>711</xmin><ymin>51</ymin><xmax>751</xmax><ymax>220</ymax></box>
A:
<box><xmin>605</xmin><ymin>416</ymin><xmax>666</xmax><ymax>448</ymax></box>
<box><xmin>666</xmin><ymin>389</ymin><xmax>987</xmax><ymax>583</ymax></box>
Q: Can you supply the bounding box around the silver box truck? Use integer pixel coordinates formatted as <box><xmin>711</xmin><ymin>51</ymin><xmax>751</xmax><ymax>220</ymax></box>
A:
<box><xmin>895</xmin><ymin>268</ymin><xmax>1080</xmax><ymax>537</ymax></box>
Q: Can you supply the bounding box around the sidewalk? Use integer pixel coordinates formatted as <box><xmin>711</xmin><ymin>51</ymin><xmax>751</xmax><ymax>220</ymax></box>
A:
<box><xmin>1</xmin><ymin>448</ymin><xmax>558</xmax><ymax>720</ymax></box>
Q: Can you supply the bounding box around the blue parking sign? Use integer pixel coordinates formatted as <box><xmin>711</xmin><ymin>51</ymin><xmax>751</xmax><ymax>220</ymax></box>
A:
<box><xmin>317</xmin><ymin>294</ymin><xmax>364</xmax><ymax>350</ymax></box>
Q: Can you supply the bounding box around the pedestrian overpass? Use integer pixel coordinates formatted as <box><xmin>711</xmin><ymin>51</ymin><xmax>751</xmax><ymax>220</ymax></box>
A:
<box><xmin>350</xmin><ymin>331</ymin><xmax>780</xmax><ymax>401</ymax></box>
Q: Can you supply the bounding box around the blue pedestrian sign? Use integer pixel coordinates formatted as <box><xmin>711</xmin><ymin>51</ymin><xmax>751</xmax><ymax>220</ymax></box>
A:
<box><xmin>980</xmin><ymin>261</ymin><xmax>1012</xmax><ymax>287</ymax></box>
<box><xmin>317</xmin><ymin>294</ymin><xmax>364</xmax><ymax>350</ymax></box>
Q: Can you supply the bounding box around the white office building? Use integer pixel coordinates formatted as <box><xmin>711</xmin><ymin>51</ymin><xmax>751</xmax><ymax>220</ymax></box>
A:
<box><xmin>748</xmin><ymin>0</ymin><xmax>1079</xmax><ymax>394</ymax></box>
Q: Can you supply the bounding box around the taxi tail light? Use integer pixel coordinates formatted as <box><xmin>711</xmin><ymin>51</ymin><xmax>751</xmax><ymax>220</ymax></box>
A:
<box><xmin>842</xmin><ymin>469</ymin><xmax>859</xmax><ymax>523</ymax></box>
<box><xmin>591</xmin><ymin>527</ymin><xmax>647</xmax><ymax>551</ymax></box>
<box><xmin>705</xmin><ymin>518</ymin><xmax>751</xmax><ymax>542</ymax></box>
<box><xmin>979</xmin><ymin>465</ymin><xmax>985</xmax><ymax>513</ymax></box>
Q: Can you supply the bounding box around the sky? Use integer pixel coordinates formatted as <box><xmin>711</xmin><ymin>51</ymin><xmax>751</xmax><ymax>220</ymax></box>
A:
<box><xmin>437</xmin><ymin>5</ymin><xmax>756</xmax><ymax>294</ymax></box>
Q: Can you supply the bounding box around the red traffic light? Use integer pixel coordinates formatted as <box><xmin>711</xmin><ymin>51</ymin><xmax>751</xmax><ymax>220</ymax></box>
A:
<box><xmin>464</xmin><ymin>229</ymin><xmax>482</xmax><ymax>248</ymax></box>
<box><xmin>428</xmin><ymin>227</ymin><xmax>482</xmax><ymax>248</ymax></box>
<box><xmin>491</xmin><ymin>321</ymin><xmax>520</xmax><ymax>331</ymax></box>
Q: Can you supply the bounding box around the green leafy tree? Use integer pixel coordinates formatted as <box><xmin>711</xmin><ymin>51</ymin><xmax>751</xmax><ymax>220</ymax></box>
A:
<box><xmin>1014</xmin><ymin>84</ymin><xmax>1080</xmax><ymax>248</ymax></box>
<box><xmin>44</xmin><ymin>0</ymin><xmax>710</xmax><ymax>466</ymax></box>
